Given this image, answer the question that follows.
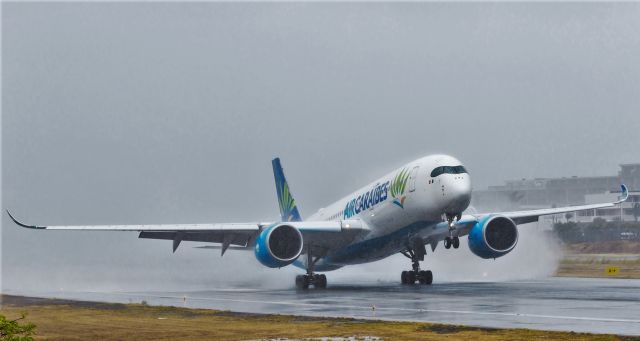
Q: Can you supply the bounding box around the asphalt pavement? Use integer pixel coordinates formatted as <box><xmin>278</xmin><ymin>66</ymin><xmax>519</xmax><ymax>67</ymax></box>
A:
<box><xmin>6</xmin><ymin>277</ymin><xmax>640</xmax><ymax>336</ymax></box>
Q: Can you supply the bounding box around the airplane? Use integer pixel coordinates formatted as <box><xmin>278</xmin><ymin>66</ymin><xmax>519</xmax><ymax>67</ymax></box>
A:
<box><xmin>8</xmin><ymin>154</ymin><xmax>629</xmax><ymax>289</ymax></box>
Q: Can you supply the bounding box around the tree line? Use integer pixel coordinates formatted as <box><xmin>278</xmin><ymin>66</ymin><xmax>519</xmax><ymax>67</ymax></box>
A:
<box><xmin>553</xmin><ymin>218</ymin><xmax>640</xmax><ymax>243</ymax></box>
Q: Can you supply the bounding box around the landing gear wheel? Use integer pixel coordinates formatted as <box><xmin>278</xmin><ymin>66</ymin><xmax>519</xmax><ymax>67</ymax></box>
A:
<box><xmin>315</xmin><ymin>274</ymin><xmax>327</xmax><ymax>288</ymax></box>
<box><xmin>295</xmin><ymin>275</ymin><xmax>309</xmax><ymax>290</ymax></box>
<box><xmin>400</xmin><ymin>248</ymin><xmax>434</xmax><ymax>286</ymax></box>
<box><xmin>296</xmin><ymin>274</ymin><xmax>327</xmax><ymax>289</ymax></box>
<box><xmin>418</xmin><ymin>270</ymin><xmax>427</xmax><ymax>284</ymax></box>
<box><xmin>444</xmin><ymin>237</ymin><xmax>452</xmax><ymax>249</ymax></box>
<box><xmin>296</xmin><ymin>246</ymin><xmax>328</xmax><ymax>289</ymax></box>
<box><xmin>407</xmin><ymin>270</ymin><xmax>416</xmax><ymax>285</ymax></box>
<box><xmin>452</xmin><ymin>236</ymin><xmax>460</xmax><ymax>249</ymax></box>
<box><xmin>423</xmin><ymin>270</ymin><xmax>433</xmax><ymax>285</ymax></box>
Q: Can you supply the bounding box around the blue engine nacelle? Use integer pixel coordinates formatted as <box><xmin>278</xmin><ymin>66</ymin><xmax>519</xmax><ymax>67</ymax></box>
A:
<box><xmin>254</xmin><ymin>224</ymin><xmax>304</xmax><ymax>268</ymax></box>
<box><xmin>468</xmin><ymin>214</ymin><xmax>519</xmax><ymax>259</ymax></box>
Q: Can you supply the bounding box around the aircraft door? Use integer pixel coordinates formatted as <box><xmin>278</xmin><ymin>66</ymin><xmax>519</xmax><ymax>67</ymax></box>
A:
<box><xmin>409</xmin><ymin>166</ymin><xmax>419</xmax><ymax>192</ymax></box>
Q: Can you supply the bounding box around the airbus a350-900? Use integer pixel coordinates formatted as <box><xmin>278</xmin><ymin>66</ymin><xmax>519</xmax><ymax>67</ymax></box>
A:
<box><xmin>8</xmin><ymin>155</ymin><xmax>628</xmax><ymax>289</ymax></box>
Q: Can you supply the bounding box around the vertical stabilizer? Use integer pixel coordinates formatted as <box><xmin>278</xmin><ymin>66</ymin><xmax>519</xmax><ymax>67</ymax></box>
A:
<box><xmin>272</xmin><ymin>158</ymin><xmax>302</xmax><ymax>222</ymax></box>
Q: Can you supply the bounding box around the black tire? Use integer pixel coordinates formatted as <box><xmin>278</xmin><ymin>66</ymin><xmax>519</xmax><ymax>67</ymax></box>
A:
<box><xmin>315</xmin><ymin>274</ymin><xmax>327</xmax><ymax>288</ymax></box>
<box><xmin>444</xmin><ymin>237</ymin><xmax>452</xmax><ymax>249</ymax></box>
<box><xmin>418</xmin><ymin>270</ymin><xmax>427</xmax><ymax>284</ymax></box>
<box><xmin>303</xmin><ymin>275</ymin><xmax>310</xmax><ymax>289</ymax></box>
<box><xmin>296</xmin><ymin>275</ymin><xmax>310</xmax><ymax>289</ymax></box>
<box><xmin>401</xmin><ymin>271</ymin><xmax>408</xmax><ymax>284</ymax></box>
<box><xmin>452</xmin><ymin>237</ymin><xmax>460</xmax><ymax>249</ymax></box>
<box><xmin>295</xmin><ymin>275</ymin><xmax>305</xmax><ymax>289</ymax></box>
<box><xmin>425</xmin><ymin>270</ymin><xmax>433</xmax><ymax>285</ymax></box>
<box><xmin>407</xmin><ymin>271</ymin><xmax>416</xmax><ymax>285</ymax></box>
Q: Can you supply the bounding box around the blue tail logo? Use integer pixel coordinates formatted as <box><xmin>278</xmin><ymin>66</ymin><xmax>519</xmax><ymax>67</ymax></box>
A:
<box><xmin>272</xmin><ymin>158</ymin><xmax>302</xmax><ymax>222</ymax></box>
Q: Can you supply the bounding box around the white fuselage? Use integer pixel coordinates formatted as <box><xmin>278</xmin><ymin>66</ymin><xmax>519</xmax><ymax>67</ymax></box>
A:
<box><xmin>304</xmin><ymin>155</ymin><xmax>472</xmax><ymax>270</ymax></box>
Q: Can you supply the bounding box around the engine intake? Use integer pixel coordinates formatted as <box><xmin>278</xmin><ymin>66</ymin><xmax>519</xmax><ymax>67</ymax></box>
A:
<box><xmin>468</xmin><ymin>215</ymin><xmax>518</xmax><ymax>259</ymax></box>
<box><xmin>254</xmin><ymin>224</ymin><xmax>303</xmax><ymax>268</ymax></box>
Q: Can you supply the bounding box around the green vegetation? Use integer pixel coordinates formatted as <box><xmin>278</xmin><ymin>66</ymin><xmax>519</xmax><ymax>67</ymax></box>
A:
<box><xmin>0</xmin><ymin>295</ymin><xmax>633</xmax><ymax>341</ymax></box>
<box><xmin>556</xmin><ymin>257</ymin><xmax>640</xmax><ymax>279</ymax></box>
<box><xmin>556</xmin><ymin>241</ymin><xmax>640</xmax><ymax>279</ymax></box>
<box><xmin>0</xmin><ymin>313</ymin><xmax>36</xmax><ymax>341</ymax></box>
<box><xmin>553</xmin><ymin>218</ymin><xmax>640</xmax><ymax>279</ymax></box>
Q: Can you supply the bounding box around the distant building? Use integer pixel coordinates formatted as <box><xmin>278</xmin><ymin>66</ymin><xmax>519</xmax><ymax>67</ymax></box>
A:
<box><xmin>471</xmin><ymin>164</ymin><xmax>640</xmax><ymax>226</ymax></box>
<box><xmin>577</xmin><ymin>190</ymin><xmax>640</xmax><ymax>223</ymax></box>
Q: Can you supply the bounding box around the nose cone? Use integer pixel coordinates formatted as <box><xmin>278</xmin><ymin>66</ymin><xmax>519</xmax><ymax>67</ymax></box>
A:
<box><xmin>441</xmin><ymin>175</ymin><xmax>472</xmax><ymax>214</ymax></box>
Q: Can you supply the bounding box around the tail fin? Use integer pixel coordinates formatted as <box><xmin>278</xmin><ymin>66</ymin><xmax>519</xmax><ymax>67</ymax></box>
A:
<box><xmin>272</xmin><ymin>157</ymin><xmax>302</xmax><ymax>222</ymax></box>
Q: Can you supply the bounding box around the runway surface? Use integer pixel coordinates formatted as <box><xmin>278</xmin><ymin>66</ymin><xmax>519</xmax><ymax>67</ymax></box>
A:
<box><xmin>7</xmin><ymin>277</ymin><xmax>640</xmax><ymax>336</ymax></box>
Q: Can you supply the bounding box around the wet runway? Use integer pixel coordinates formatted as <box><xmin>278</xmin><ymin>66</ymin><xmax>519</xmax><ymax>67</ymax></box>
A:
<box><xmin>9</xmin><ymin>277</ymin><xmax>640</xmax><ymax>336</ymax></box>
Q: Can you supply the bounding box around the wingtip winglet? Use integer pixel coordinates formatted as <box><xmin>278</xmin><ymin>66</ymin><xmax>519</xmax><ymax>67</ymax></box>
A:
<box><xmin>618</xmin><ymin>184</ymin><xmax>629</xmax><ymax>203</ymax></box>
<box><xmin>6</xmin><ymin>210</ymin><xmax>45</xmax><ymax>229</ymax></box>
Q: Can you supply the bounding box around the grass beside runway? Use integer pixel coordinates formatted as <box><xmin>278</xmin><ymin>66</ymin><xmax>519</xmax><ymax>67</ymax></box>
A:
<box><xmin>0</xmin><ymin>295</ymin><xmax>634</xmax><ymax>341</ymax></box>
<box><xmin>556</xmin><ymin>242</ymin><xmax>640</xmax><ymax>279</ymax></box>
<box><xmin>556</xmin><ymin>257</ymin><xmax>640</xmax><ymax>279</ymax></box>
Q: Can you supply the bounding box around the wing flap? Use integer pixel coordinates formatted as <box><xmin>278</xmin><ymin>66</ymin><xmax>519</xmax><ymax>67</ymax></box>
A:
<box><xmin>138</xmin><ymin>231</ymin><xmax>252</xmax><ymax>244</ymax></box>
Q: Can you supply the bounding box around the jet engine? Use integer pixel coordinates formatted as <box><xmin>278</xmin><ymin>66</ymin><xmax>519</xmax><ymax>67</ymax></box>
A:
<box><xmin>468</xmin><ymin>215</ymin><xmax>518</xmax><ymax>259</ymax></box>
<box><xmin>254</xmin><ymin>224</ymin><xmax>304</xmax><ymax>268</ymax></box>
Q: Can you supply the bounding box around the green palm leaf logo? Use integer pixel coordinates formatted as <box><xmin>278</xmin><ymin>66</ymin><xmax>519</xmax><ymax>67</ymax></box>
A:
<box><xmin>390</xmin><ymin>168</ymin><xmax>410</xmax><ymax>208</ymax></box>
<box><xmin>278</xmin><ymin>182</ymin><xmax>296</xmax><ymax>219</ymax></box>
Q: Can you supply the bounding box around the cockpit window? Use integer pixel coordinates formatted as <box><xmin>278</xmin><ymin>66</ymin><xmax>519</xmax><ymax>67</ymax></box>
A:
<box><xmin>430</xmin><ymin>165</ymin><xmax>467</xmax><ymax>177</ymax></box>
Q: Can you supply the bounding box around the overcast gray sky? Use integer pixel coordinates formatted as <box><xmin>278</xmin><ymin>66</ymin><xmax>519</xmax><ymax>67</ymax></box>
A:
<box><xmin>2</xmin><ymin>3</ymin><xmax>639</xmax><ymax>292</ymax></box>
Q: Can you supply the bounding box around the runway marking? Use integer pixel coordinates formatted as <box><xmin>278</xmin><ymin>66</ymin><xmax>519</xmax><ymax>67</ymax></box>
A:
<box><xmin>94</xmin><ymin>292</ymin><xmax>640</xmax><ymax>325</ymax></box>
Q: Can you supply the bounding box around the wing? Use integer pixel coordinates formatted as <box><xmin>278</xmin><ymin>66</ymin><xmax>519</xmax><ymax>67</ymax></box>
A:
<box><xmin>482</xmin><ymin>184</ymin><xmax>629</xmax><ymax>225</ymax></box>
<box><xmin>7</xmin><ymin>210</ymin><xmax>366</xmax><ymax>254</ymax></box>
<box><xmin>7</xmin><ymin>210</ymin><xmax>261</xmax><ymax>253</ymax></box>
<box><xmin>420</xmin><ymin>185</ymin><xmax>629</xmax><ymax>252</ymax></box>
<box><xmin>454</xmin><ymin>184</ymin><xmax>628</xmax><ymax>234</ymax></box>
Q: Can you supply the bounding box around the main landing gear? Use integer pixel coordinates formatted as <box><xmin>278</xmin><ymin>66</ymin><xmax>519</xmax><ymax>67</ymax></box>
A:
<box><xmin>400</xmin><ymin>244</ymin><xmax>433</xmax><ymax>285</ymax></box>
<box><xmin>401</xmin><ymin>269</ymin><xmax>433</xmax><ymax>285</ymax></box>
<box><xmin>295</xmin><ymin>273</ymin><xmax>326</xmax><ymax>290</ymax></box>
<box><xmin>295</xmin><ymin>246</ymin><xmax>327</xmax><ymax>289</ymax></box>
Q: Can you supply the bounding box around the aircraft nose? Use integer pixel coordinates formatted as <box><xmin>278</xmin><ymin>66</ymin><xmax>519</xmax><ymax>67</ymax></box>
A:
<box><xmin>440</xmin><ymin>175</ymin><xmax>472</xmax><ymax>214</ymax></box>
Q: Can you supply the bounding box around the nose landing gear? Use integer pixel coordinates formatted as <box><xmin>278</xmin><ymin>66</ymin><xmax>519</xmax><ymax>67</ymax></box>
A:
<box><xmin>444</xmin><ymin>213</ymin><xmax>462</xmax><ymax>249</ymax></box>
<box><xmin>443</xmin><ymin>236</ymin><xmax>460</xmax><ymax>249</ymax></box>
<box><xmin>445</xmin><ymin>212</ymin><xmax>462</xmax><ymax>228</ymax></box>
